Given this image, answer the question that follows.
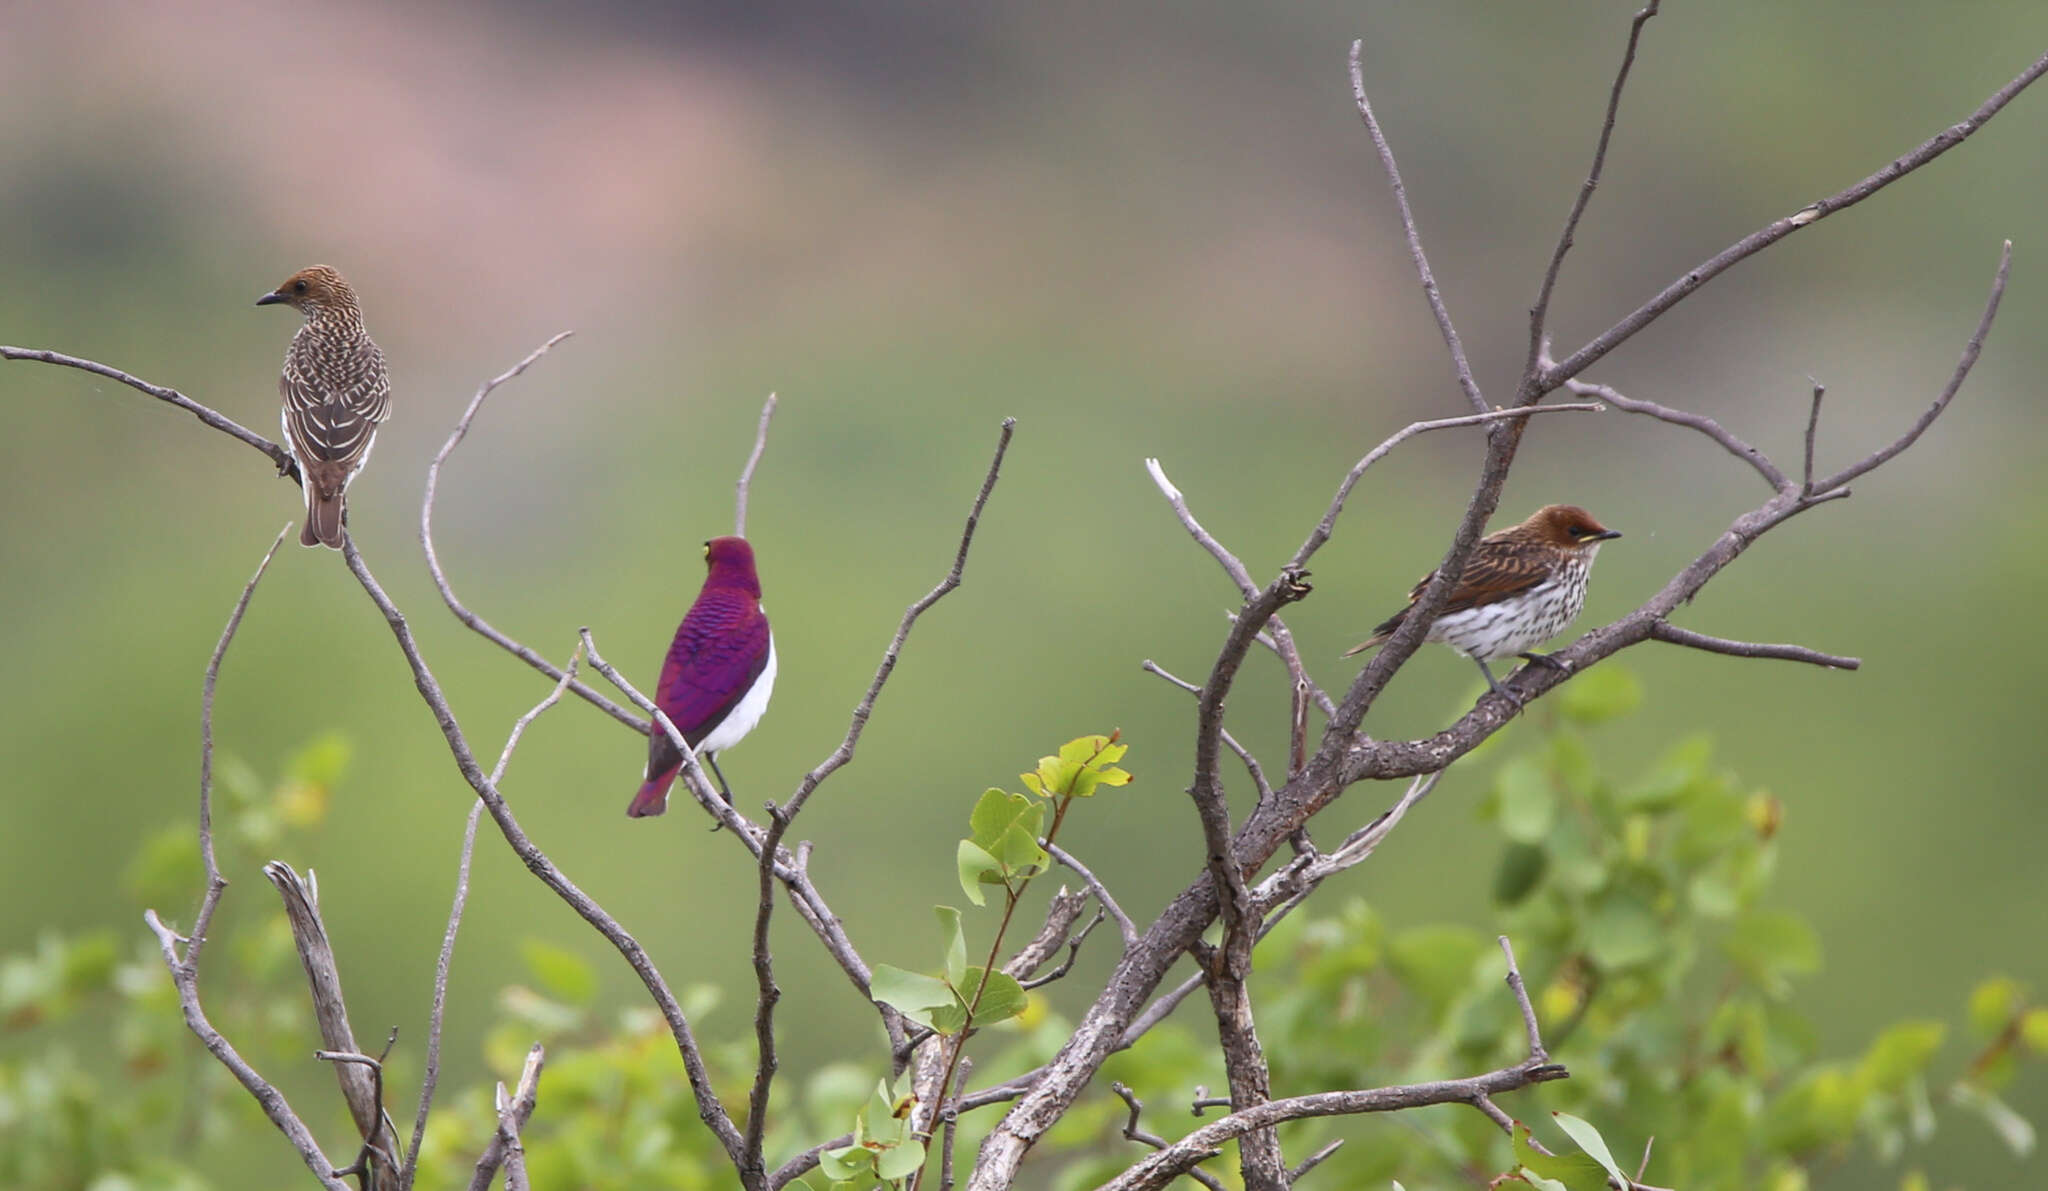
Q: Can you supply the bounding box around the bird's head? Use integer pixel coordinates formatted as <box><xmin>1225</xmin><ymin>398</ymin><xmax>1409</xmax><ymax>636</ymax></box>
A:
<box><xmin>1525</xmin><ymin>504</ymin><xmax>1621</xmax><ymax>550</ymax></box>
<box><xmin>256</xmin><ymin>265</ymin><xmax>358</xmax><ymax>318</ymax></box>
<box><xmin>703</xmin><ymin>536</ymin><xmax>763</xmax><ymax>596</ymax></box>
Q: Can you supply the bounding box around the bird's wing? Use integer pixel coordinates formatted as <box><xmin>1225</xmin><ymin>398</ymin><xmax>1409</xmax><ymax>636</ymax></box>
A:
<box><xmin>1433</xmin><ymin>541</ymin><xmax>1549</xmax><ymax>613</ymax></box>
<box><xmin>652</xmin><ymin>596</ymin><xmax>772</xmax><ymax>747</ymax></box>
<box><xmin>280</xmin><ymin>339</ymin><xmax>390</xmax><ymax>468</ymax></box>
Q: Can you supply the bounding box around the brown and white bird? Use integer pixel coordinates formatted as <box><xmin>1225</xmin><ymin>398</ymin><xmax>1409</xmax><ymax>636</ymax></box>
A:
<box><xmin>257</xmin><ymin>266</ymin><xmax>390</xmax><ymax>549</ymax></box>
<box><xmin>1344</xmin><ymin>504</ymin><xmax>1621</xmax><ymax>700</ymax></box>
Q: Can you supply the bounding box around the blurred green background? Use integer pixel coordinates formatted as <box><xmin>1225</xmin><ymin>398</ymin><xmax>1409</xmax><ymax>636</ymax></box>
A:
<box><xmin>3</xmin><ymin>0</ymin><xmax>2045</xmax><ymax>1185</ymax></box>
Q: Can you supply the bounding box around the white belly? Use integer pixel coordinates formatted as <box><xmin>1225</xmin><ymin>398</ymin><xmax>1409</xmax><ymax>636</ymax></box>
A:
<box><xmin>699</xmin><ymin>632</ymin><xmax>776</xmax><ymax>755</ymax></box>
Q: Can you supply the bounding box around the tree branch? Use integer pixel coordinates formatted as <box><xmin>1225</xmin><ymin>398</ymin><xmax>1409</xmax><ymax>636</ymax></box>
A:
<box><xmin>781</xmin><ymin>417</ymin><xmax>1014</xmax><ymax>820</ymax></box>
<box><xmin>1348</xmin><ymin>39</ymin><xmax>1487</xmax><ymax>415</ymax></box>
<box><xmin>735</xmin><ymin>392</ymin><xmax>778</xmax><ymax>537</ymax></box>
<box><xmin>468</xmin><ymin>1044</ymin><xmax>544</xmax><ymax>1191</ymax></box>
<box><xmin>0</xmin><ymin>345</ymin><xmax>299</xmax><ymax>478</ymax></box>
<box><xmin>1649</xmin><ymin>622</ymin><xmax>1860</xmax><ymax>670</ymax></box>
<box><xmin>1562</xmin><ymin>379</ymin><xmax>1785</xmax><ymax>492</ymax></box>
<box><xmin>417</xmin><ymin>331</ymin><xmax>649</xmax><ymax>733</ymax></box>
<box><xmin>1111</xmin><ymin>1082</ymin><xmax>1228</xmax><ymax>1191</ymax></box>
<box><xmin>1525</xmin><ymin>0</ymin><xmax>1661</xmax><ymax>379</ymax></box>
<box><xmin>403</xmin><ymin>646</ymin><xmax>583</xmax><ymax>1191</ymax></box>
<box><xmin>742</xmin><ymin>806</ymin><xmax>792</xmax><ymax>1191</ymax></box>
<box><xmin>1544</xmin><ymin>57</ymin><xmax>2046</xmax><ymax>388</ymax></box>
<box><xmin>1044</xmin><ymin>842</ymin><xmax>1138</xmax><ymax>950</ymax></box>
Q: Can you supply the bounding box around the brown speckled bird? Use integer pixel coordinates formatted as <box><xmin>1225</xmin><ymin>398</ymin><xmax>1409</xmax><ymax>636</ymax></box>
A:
<box><xmin>257</xmin><ymin>266</ymin><xmax>390</xmax><ymax>549</ymax></box>
<box><xmin>1344</xmin><ymin>504</ymin><xmax>1621</xmax><ymax>699</ymax></box>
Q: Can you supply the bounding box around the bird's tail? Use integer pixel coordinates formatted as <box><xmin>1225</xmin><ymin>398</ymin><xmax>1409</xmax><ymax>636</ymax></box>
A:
<box><xmin>1341</xmin><ymin>630</ymin><xmax>1391</xmax><ymax>658</ymax></box>
<box><xmin>303</xmin><ymin>486</ymin><xmax>345</xmax><ymax>549</ymax></box>
<box><xmin>627</xmin><ymin>768</ymin><xmax>676</xmax><ymax>818</ymax></box>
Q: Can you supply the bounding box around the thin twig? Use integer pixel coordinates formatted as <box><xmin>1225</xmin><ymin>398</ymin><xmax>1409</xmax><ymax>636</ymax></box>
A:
<box><xmin>1044</xmin><ymin>843</ymin><xmax>1139</xmax><ymax>949</ymax></box>
<box><xmin>188</xmin><ymin>523</ymin><xmax>291</xmax><ymax>972</ymax></box>
<box><xmin>1498</xmin><ymin>936</ymin><xmax>1547</xmax><ymax>1063</ymax></box>
<box><xmin>0</xmin><ymin>345</ymin><xmax>298</xmax><ymax>477</ymax></box>
<box><xmin>1020</xmin><ymin>910</ymin><xmax>1107</xmax><ymax>992</ymax></box>
<box><xmin>143</xmin><ymin>912</ymin><xmax>349</xmax><ymax>1190</ymax></box>
<box><xmin>1288</xmin><ymin>1140</ymin><xmax>1343</xmax><ymax>1184</ymax></box>
<box><xmin>1003</xmin><ymin>888</ymin><xmax>1091</xmax><ymax>982</ymax></box>
<box><xmin>782</xmin><ymin>418</ymin><xmax>1015</xmax><ymax>820</ymax></box>
<box><xmin>1562</xmin><ymin>379</ymin><xmax>1785</xmax><ymax>491</ymax></box>
<box><xmin>1649</xmin><ymin>622</ymin><xmax>1859</xmax><ymax>669</ymax></box>
<box><xmin>1544</xmin><ymin>56</ymin><xmax>2046</xmax><ymax>388</ymax></box>
<box><xmin>1525</xmin><ymin>0</ymin><xmax>1661</xmax><ymax>380</ymax></box>
<box><xmin>416</xmin><ymin>331</ymin><xmax>646</xmax><ymax>732</ymax></box>
<box><xmin>579</xmin><ymin>631</ymin><xmax>749</xmax><ymax>833</ymax></box>
<box><xmin>735</xmin><ymin>393</ymin><xmax>778</xmax><ymax>537</ymax></box>
<box><xmin>1801</xmin><ymin>379</ymin><xmax>1826</xmax><ymax>496</ymax></box>
<box><xmin>469</xmin><ymin>1045</ymin><xmax>545</xmax><ymax>1191</ymax></box>
<box><xmin>1814</xmin><ymin>240</ymin><xmax>2012</xmax><ymax>493</ymax></box>
<box><xmin>1348</xmin><ymin>40</ymin><xmax>1487</xmax><ymax>415</ymax></box>
<box><xmin>1111</xmin><ymin>1082</ymin><xmax>1229</xmax><ymax>1191</ymax></box>
<box><xmin>742</xmin><ymin>807</ymin><xmax>792</xmax><ymax>1191</ymax></box>
<box><xmin>402</xmin><ymin>646</ymin><xmax>583</xmax><ymax>1191</ymax></box>
<box><xmin>1142</xmin><ymin>659</ymin><xmax>1274</xmax><ymax>802</ymax></box>
<box><xmin>1283</xmin><ymin>403</ymin><xmax>1605</xmax><ymax>572</ymax></box>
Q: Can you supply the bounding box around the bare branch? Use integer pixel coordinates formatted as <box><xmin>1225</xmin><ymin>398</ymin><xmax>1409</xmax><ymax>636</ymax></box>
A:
<box><xmin>143</xmin><ymin>911</ymin><xmax>349</xmax><ymax>1191</ymax></box>
<box><xmin>783</xmin><ymin>418</ymin><xmax>1015</xmax><ymax>820</ymax></box>
<box><xmin>743</xmin><ymin>807</ymin><xmax>793</xmax><ymax>1191</ymax></box>
<box><xmin>266</xmin><ymin>862</ymin><xmax>401</xmax><ymax>1186</ymax></box>
<box><xmin>1143</xmin><ymin>659</ymin><xmax>1273</xmax><ymax>802</ymax></box>
<box><xmin>340</xmin><ymin>537</ymin><xmax>746</xmax><ymax>1166</ymax></box>
<box><xmin>1649</xmin><ymin>622</ymin><xmax>1860</xmax><ymax>670</ymax></box>
<box><xmin>1099</xmin><ymin>1058</ymin><xmax>1568</xmax><ymax>1191</ymax></box>
<box><xmin>1525</xmin><ymin>1</ymin><xmax>1662</xmax><ymax>378</ymax></box>
<box><xmin>1563</xmin><ymin>379</ymin><xmax>1785</xmax><ymax>491</ymax></box>
<box><xmin>735</xmin><ymin>392</ymin><xmax>779</xmax><ymax>537</ymax></box>
<box><xmin>189</xmin><ymin>524</ymin><xmax>291</xmax><ymax>971</ymax></box>
<box><xmin>1044</xmin><ymin>843</ymin><xmax>1138</xmax><ymax>950</ymax></box>
<box><xmin>469</xmin><ymin>1045</ymin><xmax>545</xmax><ymax>1191</ymax></box>
<box><xmin>1143</xmin><ymin>458</ymin><xmax>1259</xmax><ymax>600</ymax></box>
<box><xmin>1</xmin><ymin>345</ymin><xmax>298</xmax><ymax>477</ymax></box>
<box><xmin>1498</xmin><ymin>936</ymin><xmax>1548</xmax><ymax>1063</ymax></box>
<box><xmin>417</xmin><ymin>331</ymin><xmax>649</xmax><ymax>733</ymax></box>
<box><xmin>1284</xmin><ymin>403</ymin><xmax>1606</xmax><ymax>572</ymax></box>
<box><xmin>1111</xmin><ymin>1083</ymin><xmax>1228</xmax><ymax>1191</ymax></box>
<box><xmin>1288</xmin><ymin>1140</ymin><xmax>1343</xmax><ymax>1185</ymax></box>
<box><xmin>1814</xmin><ymin>240</ymin><xmax>2011</xmax><ymax>493</ymax></box>
<box><xmin>1020</xmin><ymin>910</ymin><xmax>1107</xmax><ymax>992</ymax></box>
<box><xmin>403</xmin><ymin>646</ymin><xmax>583</xmax><ymax>1191</ymax></box>
<box><xmin>1801</xmin><ymin>379</ymin><xmax>1826</xmax><ymax>496</ymax></box>
<box><xmin>1348</xmin><ymin>40</ymin><xmax>1487</xmax><ymax>414</ymax></box>
<box><xmin>1545</xmin><ymin>58</ymin><xmax>2047</xmax><ymax>387</ymax></box>
<box><xmin>1002</xmin><ymin>887</ymin><xmax>1091</xmax><ymax>981</ymax></box>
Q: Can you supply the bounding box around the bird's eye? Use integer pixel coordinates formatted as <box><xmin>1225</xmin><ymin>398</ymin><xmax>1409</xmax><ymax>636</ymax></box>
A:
<box><xmin>1573</xmin><ymin>526</ymin><xmax>1596</xmax><ymax>538</ymax></box>
<box><xmin>292</xmin><ymin>279</ymin><xmax>308</xmax><ymax>293</ymax></box>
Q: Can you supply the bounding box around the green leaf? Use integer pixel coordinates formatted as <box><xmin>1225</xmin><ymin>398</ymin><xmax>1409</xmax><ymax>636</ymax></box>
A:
<box><xmin>1724</xmin><ymin>909</ymin><xmax>1821</xmax><ymax>994</ymax></box>
<box><xmin>1558</xmin><ymin>665</ymin><xmax>1642</xmax><ymax>726</ymax></box>
<box><xmin>969</xmin><ymin>788</ymin><xmax>1021</xmax><ymax>844</ymax></box>
<box><xmin>936</xmin><ymin>907</ymin><xmax>967</xmax><ymax>987</ymax></box>
<box><xmin>956</xmin><ymin>840</ymin><xmax>1000</xmax><ymax>906</ymax></box>
<box><xmin>1764</xmin><ymin>1065</ymin><xmax>1863</xmax><ymax>1153</ymax></box>
<box><xmin>519</xmin><ymin>938</ymin><xmax>598</xmax><ymax>1005</ymax></box>
<box><xmin>1511</xmin><ymin>1118</ymin><xmax>1610</xmax><ymax>1191</ymax></box>
<box><xmin>1857</xmin><ymin>1020</ymin><xmax>1947</xmax><ymax>1093</ymax></box>
<box><xmin>1550</xmin><ymin>1112</ymin><xmax>1627</xmax><ymax>1184</ymax></box>
<box><xmin>497</xmin><ymin>985</ymin><xmax>585</xmax><ymax>1035</ymax></box>
<box><xmin>1968</xmin><ymin>976</ymin><xmax>2023</xmax><ymax>1037</ymax></box>
<box><xmin>819</xmin><ymin>1145</ymin><xmax>871</xmax><ymax>1181</ymax></box>
<box><xmin>1493</xmin><ymin>842</ymin><xmax>1547</xmax><ymax>906</ymax></box>
<box><xmin>875</xmin><ymin>1137</ymin><xmax>927</xmax><ymax>1180</ymax></box>
<box><xmin>992</xmin><ymin>822</ymin><xmax>1049</xmax><ymax>879</ymax></box>
<box><xmin>870</xmin><ymin>965</ymin><xmax>958</xmax><ymax>1033</ymax></box>
<box><xmin>1584</xmin><ymin>891</ymin><xmax>1662</xmax><ymax>971</ymax></box>
<box><xmin>1496</xmin><ymin>756</ymin><xmax>1557</xmax><ymax>844</ymax></box>
<box><xmin>2020</xmin><ymin>1008</ymin><xmax>2048</xmax><ymax>1054</ymax></box>
<box><xmin>963</xmin><ymin>968</ymin><xmax>1028</xmax><ymax>1026</ymax></box>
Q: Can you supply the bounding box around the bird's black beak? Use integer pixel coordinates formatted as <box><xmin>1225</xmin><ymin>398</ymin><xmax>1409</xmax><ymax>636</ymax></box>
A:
<box><xmin>1594</xmin><ymin>530</ymin><xmax>1623</xmax><ymax>541</ymax></box>
<box><xmin>255</xmin><ymin>291</ymin><xmax>286</xmax><ymax>307</ymax></box>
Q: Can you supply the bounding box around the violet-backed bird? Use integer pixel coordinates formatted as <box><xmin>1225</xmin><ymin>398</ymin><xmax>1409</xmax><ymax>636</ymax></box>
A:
<box><xmin>628</xmin><ymin>536</ymin><xmax>777</xmax><ymax>818</ymax></box>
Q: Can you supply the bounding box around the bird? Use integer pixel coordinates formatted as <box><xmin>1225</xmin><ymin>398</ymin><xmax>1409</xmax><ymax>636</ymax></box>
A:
<box><xmin>1344</xmin><ymin>504</ymin><xmax>1620</xmax><ymax>702</ymax></box>
<box><xmin>256</xmin><ymin>265</ymin><xmax>391</xmax><ymax>549</ymax></box>
<box><xmin>629</xmin><ymin>536</ymin><xmax>777</xmax><ymax>819</ymax></box>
